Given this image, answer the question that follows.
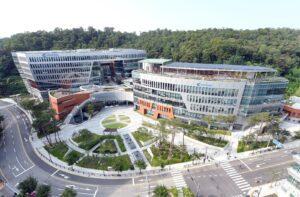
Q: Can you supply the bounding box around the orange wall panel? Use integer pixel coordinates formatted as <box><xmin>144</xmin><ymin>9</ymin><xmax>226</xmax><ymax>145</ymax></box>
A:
<box><xmin>49</xmin><ymin>91</ymin><xmax>90</xmax><ymax>120</ymax></box>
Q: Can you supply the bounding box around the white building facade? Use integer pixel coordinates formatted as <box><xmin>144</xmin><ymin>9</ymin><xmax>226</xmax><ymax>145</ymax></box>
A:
<box><xmin>133</xmin><ymin>59</ymin><xmax>288</xmax><ymax>129</ymax></box>
<box><xmin>12</xmin><ymin>48</ymin><xmax>146</xmax><ymax>100</ymax></box>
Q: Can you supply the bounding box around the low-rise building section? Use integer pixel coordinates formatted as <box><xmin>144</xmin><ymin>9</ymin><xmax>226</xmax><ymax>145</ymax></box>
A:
<box><xmin>284</xmin><ymin>96</ymin><xmax>300</xmax><ymax>123</ymax></box>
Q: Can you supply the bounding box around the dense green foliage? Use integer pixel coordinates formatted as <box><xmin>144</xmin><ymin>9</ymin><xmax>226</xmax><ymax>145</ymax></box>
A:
<box><xmin>73</xmin><ymin>129</ymin><xmax>126</xmax><ymax>151</ymax></box>
<box><xmin>0</xmin><ymin>27</ymin><xmax>299</xmax><ymax>96</ymax></box>
<box><xmin>77</xmin><ymin>155</ymin><xmax>133</xmax><ymax>171</ymax></box>
<box><xmin>150</xmin><ymin>141</ymin><xmax>191</xmax><ymax>166</ymax></box>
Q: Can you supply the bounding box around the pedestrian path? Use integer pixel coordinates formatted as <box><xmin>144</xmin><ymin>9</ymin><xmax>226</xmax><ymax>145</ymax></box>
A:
<box><xmin>170</xmin><ymin>169</ymin><xmax>187</xmax><ymax>190</ymax></box>
<box><xmin>220</xmin><ymin>161</ymin><xmax>251</xmax><ymax>193</ymax></box>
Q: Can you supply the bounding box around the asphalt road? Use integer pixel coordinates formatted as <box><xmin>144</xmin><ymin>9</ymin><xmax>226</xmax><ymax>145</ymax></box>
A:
<box><xmin>0</xmin><ymin>100</ymin><xmax>299</xmax><ymax>197</ymax></box>
<box><xmin>0</xmin><ymin>101</ymin><xmax>174</xmax><ymax>196</ymax></box>
<box><xmin>183</xmin><ymin>147</ymin><xmax>299</xmax><ymax>197</ymax></box>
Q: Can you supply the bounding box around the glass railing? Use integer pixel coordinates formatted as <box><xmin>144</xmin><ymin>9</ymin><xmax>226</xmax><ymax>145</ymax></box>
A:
<box><xmin>287</xmin><ymin>175</ymin><xmax>300</xmax><ymax>190</ymax></box>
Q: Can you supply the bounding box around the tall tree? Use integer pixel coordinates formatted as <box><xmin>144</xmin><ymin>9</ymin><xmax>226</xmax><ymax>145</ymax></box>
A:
<box><xmin>36</xmin><ymin>184</ymin><xmax>51</xmax><ymax>197</ymax></box>
<box><xmin>17</xmin><ymin>176</ymin><xmax>38</xmax><ymax>196</ymax></box>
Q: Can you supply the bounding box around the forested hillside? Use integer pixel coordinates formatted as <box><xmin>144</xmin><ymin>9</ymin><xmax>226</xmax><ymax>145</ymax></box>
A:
<box><xmin>0</xmin><ymin>27</ymin><xmax>299</xmax><ymax>97</ymax></box>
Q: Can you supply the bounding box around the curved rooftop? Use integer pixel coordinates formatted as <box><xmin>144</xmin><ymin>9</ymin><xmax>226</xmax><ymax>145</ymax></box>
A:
<box><xmin>163</xmin><ymin>62</ymin><xmax>276</xmax><ymax>73</ymax></box>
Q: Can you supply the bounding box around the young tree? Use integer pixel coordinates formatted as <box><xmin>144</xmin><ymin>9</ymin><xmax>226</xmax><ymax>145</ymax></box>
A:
<box><xmin>36</xmin><ymin>184</ymin><xmax>51</xmax><ymax>197</ymax></box>
<box><xmin>153</xmin><ymin>185</ymin><xmax>169</xmax><ymax>197</ymax></box>
<box><xmin>135</xmin><ymin>160</ymin><xmax>146</xmax><ymax>174</ymax></box>
<box><xmin>203</xmin><ymin>115</ymin><xmax>213</xmax><ymax>130</ymax></box>
<box><xmin>61</xmin><ymin>187</ymin><xmax>77</xmax><ymax>197</ymax></box>
<box><xmin>17</xmin><ymin>176</ymin><xmax>38</xmax><ymax>196</ymax></box>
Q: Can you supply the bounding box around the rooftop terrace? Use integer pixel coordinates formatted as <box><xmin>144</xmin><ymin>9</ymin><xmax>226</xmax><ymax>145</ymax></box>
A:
<box><xmin>162</xmin><ymin>62</ymin><xmax>276</xmax><ymax>73</ymax></box>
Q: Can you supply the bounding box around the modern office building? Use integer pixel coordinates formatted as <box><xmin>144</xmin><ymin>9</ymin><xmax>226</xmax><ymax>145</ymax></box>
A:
<box><xmin>12</xmin><ymin>48</ymin><xmax>146</xmax><ymax>100</ymax></box>
<box><xmin>133</xmin><ymin>59</ymin><xmax>288</xmax><ymax>129</ymax></box>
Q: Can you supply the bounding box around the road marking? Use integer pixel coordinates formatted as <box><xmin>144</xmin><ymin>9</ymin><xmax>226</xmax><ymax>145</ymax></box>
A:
<box><xmin>132</xmin><ymin>178</ymin><xmax>135</xmax><ymax>185</ymax></box>
<box><xmin>51</xmin><ymin>169</ymin><xmax>59</xmax><ymax>176</ymax></box>
<box><xmin>241</xmin><ymin>187</ymin><xmax>251</xmax><ymax>191</ymax></box>
<box><xmin>6</xmin><ymin>109</ymin><xmax>34</xmax><ymax>167</ymax></box>
<box><xmin>240</xmin><ymin>160</ymin><xmax>294</xmax><ymax>176</ymax></box>
<box><xmin>93</xmin><ymin>186</ymin><xmax>99</xmax><ymax>197</ymax></box>
<box><xmin>15</xmin><ymin>156</ymin><xmax>25</xmax><ymax>171</ymax></box>
<box><xmin>15</xmin><ymin>165</ymin><xmax>35</xmax><ymax>177</ymax></box>
<box><xmin>256</xmin><ymin>162</ymin><xmax>266</xmax><ymax>168</ymax></box>
<box><xmin>238</xmin><ymin>159</ymin><xmax>252</xmax><ymax>171</ymax></box>
<box><xmin>171</xmin><ymin>169</ymin><xmax>187</xmax><ymax>189</ymax></box>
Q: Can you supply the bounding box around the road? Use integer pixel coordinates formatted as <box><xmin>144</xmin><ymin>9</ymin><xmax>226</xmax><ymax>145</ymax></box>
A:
<box><xmin>0</xmin><ymin>101</ymin><xmax>174</xmax><ymax>196</ymax></box>
<box><xmin>0</xmin><ymin>100</ymin><xmax>298</xmax><ymax>197</ymax></box>
<box><xmin>183</xmin><ymin>147</ymin><xmax>298</xmax><ymax>197</ymax></box>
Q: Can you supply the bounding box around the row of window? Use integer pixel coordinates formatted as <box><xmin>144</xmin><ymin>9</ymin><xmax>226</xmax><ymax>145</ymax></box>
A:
<box><xmin>28</xmin><ymin>53</ymin><xmax>146</xmax><ymax>62</ymax></box>
<box><xmin>141</xmin><ymin>79</ymin><xmax>239</xmax><ymax>97</ymax></box>
<box><xmin>190</xmin><ymin>103</ymin><xmax>235</xmax><ymax>115</ymax></box>
<box><xmin>187</xmin><ymin>95</ymin><xmax>237</xmax><ymax>106</ymax></box>
<box><xmin>33</xmin><ymin>68</ymin><xmax>90</xmax><ymax>75</ymax></box>
<box><xmin>30</xmin><ymin>62</ymin><xmax>91</xmax><ymax>69</ymax></box>
<box><xmin>35</xmin><ymin>73</ymin><xmax>89</xmax><ymax>81</ymax></box>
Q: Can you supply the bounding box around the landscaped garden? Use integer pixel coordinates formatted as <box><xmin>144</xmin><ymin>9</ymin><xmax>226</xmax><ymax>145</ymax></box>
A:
<box><xmin>237</xmin><ymin>140</ymin><xmax>269</xmax><ymax>153</ymax></box>
<box><xmin>44</xmin><ymin>142</ymin><xmax>82</xmax><ymax>165</ymax></box>
<box><xmin>77</xmin><ymin>155</ymin><xmax>134</xmax><ymax>171</ymax></box>
<box><xmin>101</xmin><ymin>114</ymin><xmax>130</xmax><ymax>129</ymax></box>
<box><xmin>187</xmin><ymin>132</ymin><xmax>228</xmax><ymax>148</ymax></box>
<box><xmin>64</xmin><ymin>150</ymin><xmax>82</xmax><ymax>165</ymax></box>
<box><xmin>94</xmin><ymin>140</ymin><xmax>118</xmax><ymax>154</ymax></box>
<box><xmin>148</xmin><ymin>141</ymin><xmax>191</xmax><ymax>167</ymax></box>
<box><xmin>44</xmin><ymin>142</ymin><xmax>69</xmax><ymax>160</ymax></box>
<box><xmin>72</xmin><ymin>129</ymin><xmax>126</xmax><ymax>152</ymax></box>
<box><xmin>132</xmin><ymin>127</ymin><xmax>156</xmax><ymax>147</ymax></box>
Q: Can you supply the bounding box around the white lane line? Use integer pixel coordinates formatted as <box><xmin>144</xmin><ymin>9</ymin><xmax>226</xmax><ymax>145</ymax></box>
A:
<box><xmin>238</xmin><ymin>159</ymin><xmax>252</xmax><ymax>171</ymax></box>
<box><xmin>93</xmin><ymin>186</ymin><xmax>99</xmax><ymax>197</ymax></box>
<box><xmin>16</xmin><ymin>156</ymin><xmax>25</xmax><ymax>171</ymax></box>
<box><xmin>132</xmin><ymin>178</ymin><xmax>135</xmax><ymax>185</ymax></box>
<box><xmin>15</xmin><ymin>165</ymin><xmax>35</xmax><ymax>177</ymax></box>
<box><xmin>51</xmin><ymin>169</ymin><xmax>59</xmax><ymax>176</ymax></box>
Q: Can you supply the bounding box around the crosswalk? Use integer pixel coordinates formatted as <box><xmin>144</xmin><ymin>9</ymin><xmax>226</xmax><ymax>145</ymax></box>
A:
<box><xmin>171</xmin><ymin>169</ymin><xmax>187</xmax><ymax>190</ymax></box>
<box><xmin>220</xmin><ymin>162</ymin><xmax>251</xmax><ymax>193</ymax></box>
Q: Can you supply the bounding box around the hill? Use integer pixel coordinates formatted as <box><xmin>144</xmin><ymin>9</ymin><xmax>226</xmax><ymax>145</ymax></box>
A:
<box><xmin>0</xmin><ymin>27</ymin><xmax>299</xmax><ymax>97</ymax></box>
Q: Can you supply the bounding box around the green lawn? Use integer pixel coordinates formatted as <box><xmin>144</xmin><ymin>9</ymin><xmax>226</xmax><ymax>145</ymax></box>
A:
<box><xmin>115</xmin><ymin>136</ymin><xmax>126</xmax><ymax>152</ymax></box>
<box><xmin>132</xmin><ymin>129</ymin><xmax>155</xmax><ymax>147</ymax></box>
<box><xmin>102</xmin><ymin>115</ymin><xmax>117</xmax><ymax>125</ymax></box>
<box><xmin>77</xmin><ymin>155</ymin><xmax>133</xmax><ymax>171</ymax></box>
<box><xmin>94</xmin><ymin>140</ymin><xmax>118</xmax><ymax>154</ymax></box>
<box><xmin>102</xmin><ymin>114</ymin><xmax>130</xmax><ymax>129</ymax></box>
<box><xmin>188</xmin><ymin>134</ymin><xmax>228</xmax><ymax>148</ymax></box>
<box><xmin>44</xmin><ymin>142</ymin><xmax>69</xmax><ymax>160</ymax></box>
<box><xmin>119</xmin><ymin>115</ymin><xmax>131</xmax><ymax>123</ymax></box>
<box><xmin>102</xmin><ymin>122</ymin><xmax>127</xmax><ymax>129</ymax></box>
<box><xmin>65</xmin><ymin>150</ymin><xmax>82</xmax><ymax>165</ymax></box>
<box><xmin>237</xmin><ymin>141</ymin><xmax>269</xmax><ymax>153</ymax></box>
<box><xmin>143</xmin><ymin>149</ymin><xmax>152</xmax><ymax>162</ymax></box>
<box><xmin>149</xmin><ymin>141</ymin><xmax>191</xmax><ymax>167</ymax></box>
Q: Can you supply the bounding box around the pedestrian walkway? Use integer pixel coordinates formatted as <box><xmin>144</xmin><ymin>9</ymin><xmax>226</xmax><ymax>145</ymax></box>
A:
<box><xmin>171</xmin><ymin>169</ymin><xmax>187</xmax><ymax>190</ymax></box>
<box><xmin>220</xmin><ymin>161</ymin><xmax>251</xmax><ymax>194</ymax></box>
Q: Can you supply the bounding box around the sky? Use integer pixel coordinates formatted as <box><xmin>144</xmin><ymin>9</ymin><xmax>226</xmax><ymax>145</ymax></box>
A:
<box><xmin>1</xmin><ymin>0</ymin><xmax>300</xmax><ymax>37</ymax></box>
